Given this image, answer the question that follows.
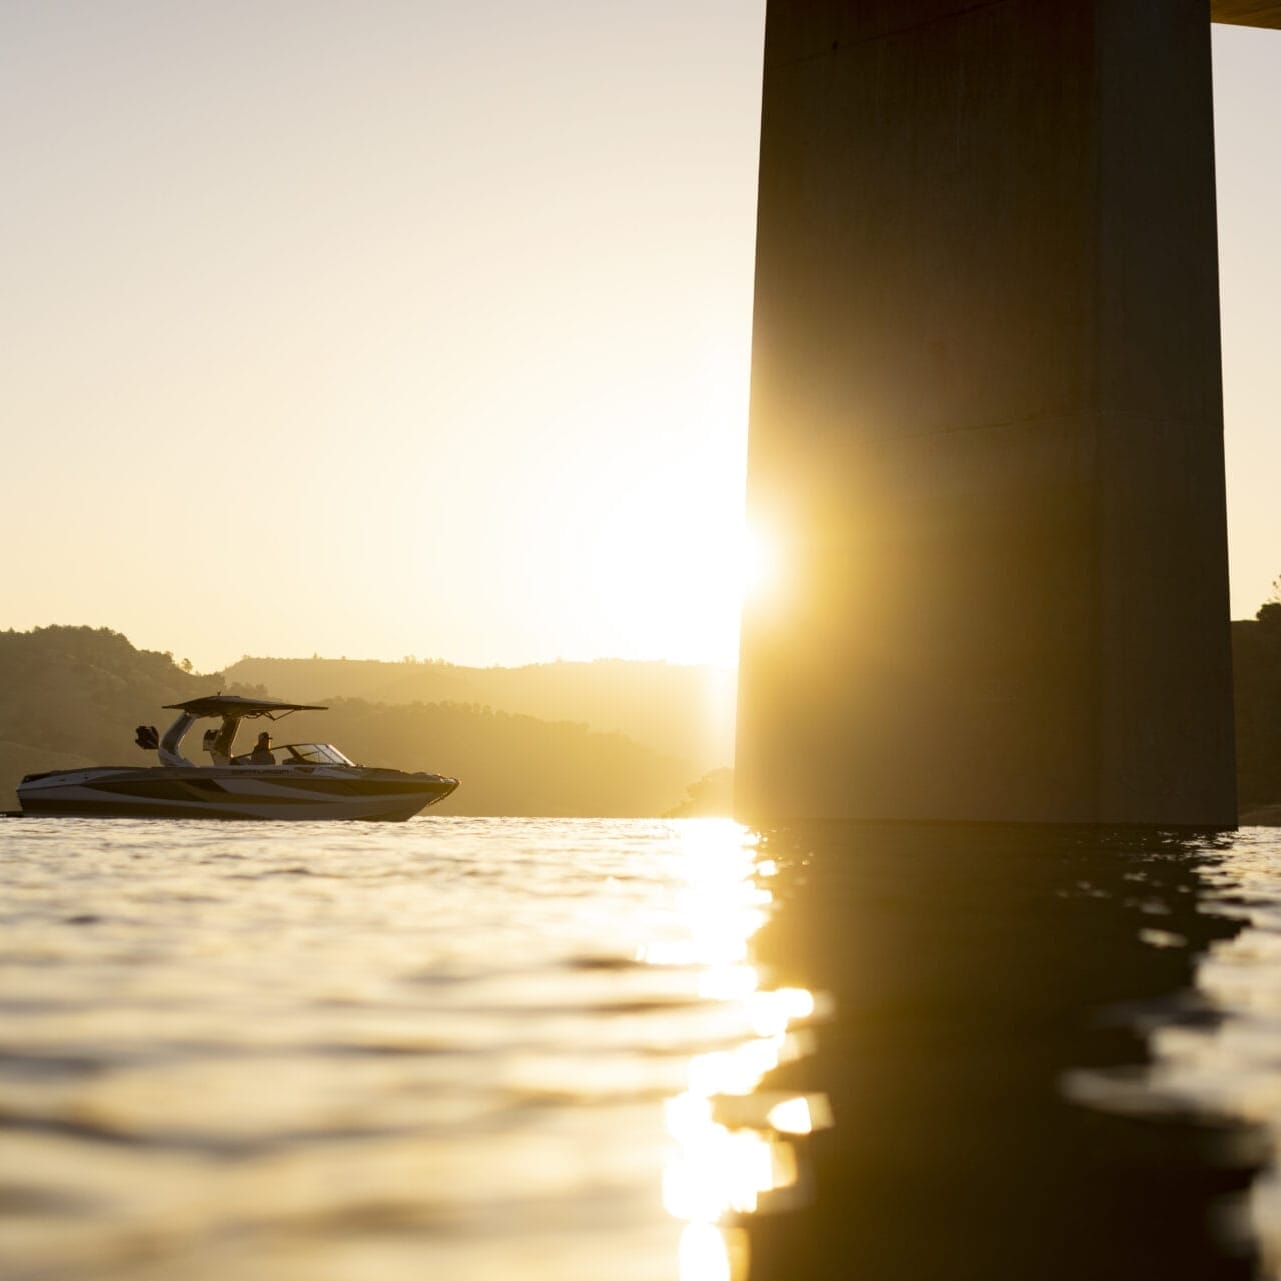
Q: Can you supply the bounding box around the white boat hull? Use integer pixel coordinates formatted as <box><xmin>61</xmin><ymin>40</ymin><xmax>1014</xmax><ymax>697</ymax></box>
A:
<box><xmin>17</xmin><ymin>765</ymin><xmax>458</xmax><ymax>822</ymax></box>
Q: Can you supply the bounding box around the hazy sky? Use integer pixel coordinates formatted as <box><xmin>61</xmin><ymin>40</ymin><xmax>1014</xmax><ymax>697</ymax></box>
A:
<box><xmin>2</xmin><ymin>5</ymin><xmax>1277</xmax><ymax>673</ymax></box>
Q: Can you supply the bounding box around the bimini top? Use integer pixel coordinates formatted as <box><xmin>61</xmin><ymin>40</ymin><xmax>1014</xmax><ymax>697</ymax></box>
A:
<box><xmin>162</xmin><ymin>695</ymin><xmax>328</xmax><ymax>720</ymax></box>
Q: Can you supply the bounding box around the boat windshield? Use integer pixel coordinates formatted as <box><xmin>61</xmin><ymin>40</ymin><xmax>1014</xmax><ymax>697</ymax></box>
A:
<box><xmin>280</xmin><ymin>743</ymin><xmax>356</xmax><ymax>766</ymax></box>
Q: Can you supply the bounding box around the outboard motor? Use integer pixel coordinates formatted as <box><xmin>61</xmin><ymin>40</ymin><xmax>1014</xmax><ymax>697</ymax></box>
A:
<box><xmin>134</xmin><ymin>725</ymin><xmax>160</xmax><ymax>751</ymax></box>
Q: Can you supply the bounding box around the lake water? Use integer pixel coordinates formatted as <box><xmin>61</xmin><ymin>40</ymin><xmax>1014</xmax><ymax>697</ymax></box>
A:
<box><xmin>1</xmin><ymin>816</ymin><xmax>1279</xmax><ymax>1280</ymax></box>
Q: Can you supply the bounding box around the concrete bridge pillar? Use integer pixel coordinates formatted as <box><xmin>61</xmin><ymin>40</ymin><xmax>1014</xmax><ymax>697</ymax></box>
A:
<box><xmin>736</xmin><ymin>0</ymin><xmax>1237</xmax><ymax>825</ymax></box>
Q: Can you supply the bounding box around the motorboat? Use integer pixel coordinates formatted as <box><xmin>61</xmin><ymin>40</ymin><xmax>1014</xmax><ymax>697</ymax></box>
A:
<box><xmin>16</xmin><ymin>695</ymin><xmax>459</xmax><ymax>821</ymax></box>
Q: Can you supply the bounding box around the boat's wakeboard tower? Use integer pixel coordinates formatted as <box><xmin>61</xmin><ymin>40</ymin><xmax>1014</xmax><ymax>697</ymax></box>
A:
<box><xmin>159</xmin><ymin>711</ymin><xmax>199</xmax><ymax>767</ymax></box>
<box><xmin>142</xmin><ymin>696</ymin><xmax>328</xmax><ymax>768</ymax></box>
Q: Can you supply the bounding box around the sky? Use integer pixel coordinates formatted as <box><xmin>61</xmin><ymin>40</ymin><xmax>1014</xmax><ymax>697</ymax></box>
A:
<box><xmin>1</xmin><ymin>4</ymin><xmax>1277</xmax><ymax>674</ymax></box>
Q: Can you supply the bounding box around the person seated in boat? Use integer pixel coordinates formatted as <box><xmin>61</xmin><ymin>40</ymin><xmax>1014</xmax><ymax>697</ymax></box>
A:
<box><xmin>250</xmin><ymin>731</ymin><xmax>275</xmax><ymax>765</ymax></box>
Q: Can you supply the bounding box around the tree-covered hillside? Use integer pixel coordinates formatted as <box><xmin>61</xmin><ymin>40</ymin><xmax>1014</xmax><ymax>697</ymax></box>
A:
<box><xmin>0</xmin><ymin>625</ymin><xmax>212</xmax><ymax>760</ymax></box>
<box><xmin>257</xmin><ymin>698</ymin><xmax>694</xmax><ymax>817</ymax></box>
<box><xmin>223</xmin><ymin>654</ymin><xmax>735</xmax><ymax>775</ymax></box>
<box><xmin>1234</xmin><ymin>596</ymin><xmax>1281</xmax><ymax>814</ymax></box>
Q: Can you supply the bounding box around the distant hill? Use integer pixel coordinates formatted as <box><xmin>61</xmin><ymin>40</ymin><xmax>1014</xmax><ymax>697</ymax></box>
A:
<box><xmin>0</xmin><ymin>627</ymin><xmax>700</xmax><ymax>816</ymax></box>
<box><xmin>1234</xmin><ymin>599</ymin><xmax>1281</xmax><ymax>814</ymax></box>
<box><xmin>0</xmin><ymin>626</ymin><xmax>213</xmax><ymax>764</ymax></box>
<box><xmin>223</xmin><ymin>654</ymin><xmax>736</xmax><ymax>775</ymax></box>
<box><xmin>259</xmin><ymin>698</ymin><xmax>696</xmax><ymax>817</ymax></box>
<box><xmin>665</xmin><ymin>767</ymin><xmax>734</xmax><ymax>818</ymax></box>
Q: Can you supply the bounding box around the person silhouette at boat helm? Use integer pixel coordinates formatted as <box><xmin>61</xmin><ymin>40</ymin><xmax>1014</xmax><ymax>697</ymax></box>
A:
<box><xmin>250</xmin><ymin>731</ymin><xmax>275</xmax><ymax>765</ymax></box>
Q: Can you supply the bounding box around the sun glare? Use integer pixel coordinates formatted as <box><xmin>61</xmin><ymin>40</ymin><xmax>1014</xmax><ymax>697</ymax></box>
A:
<box><xmin>583</xmin><ymin>500</ymin><xmax>781</xmax><ymax>671</ymax></box>
<box><xmin>738</xmin><ymin>522</ymin><xmax>779</xmax><ymax>603</ymax></box>
<box><xmin>649</xmin><ymin>821</ymin><xmax>831</xmax><ymax>1281</ymax></box>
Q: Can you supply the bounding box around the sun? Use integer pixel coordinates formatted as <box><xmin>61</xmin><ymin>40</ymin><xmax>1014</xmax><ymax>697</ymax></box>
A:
<box><xmin>570</xmin><ymin>342</ymin><xmax>765</xmax><ymax>669</ymax></box>
<box><xmin>582</xmin><ymin>500</ymin><xmax>780</xmax><ymax>670</ymax></box>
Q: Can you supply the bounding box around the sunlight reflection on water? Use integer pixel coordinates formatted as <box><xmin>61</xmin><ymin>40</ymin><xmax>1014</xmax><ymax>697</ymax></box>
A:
<box><xmin>650</xmin><ymin>823</ymin><xmax>828</xmax><ymax>1280</ymax></box>
<box><xmin>0</xmin><ymin>816</ymin><xmax>824</xmax><ymax>1281</ymax></box>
